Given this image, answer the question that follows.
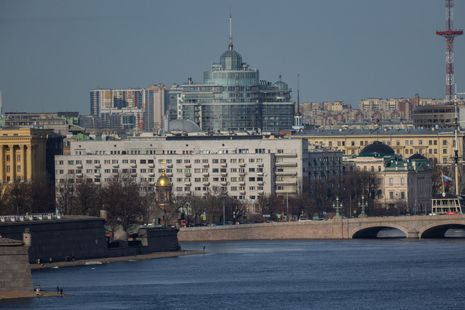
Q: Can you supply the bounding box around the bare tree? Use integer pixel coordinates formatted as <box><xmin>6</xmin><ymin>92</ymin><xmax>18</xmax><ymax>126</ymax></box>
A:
<box><xmin>30</xmin><ymin>178</ymin><xmax>55</xmax><ymax>213</ymax></box>
<box><xmin>257</xmin><ymin>194</ymin><xmax>284</xmax><ymax>220</ymax></box>
<box><xmin>5</xmin><ymin>181</ymin><xmax>32</xmax><ymax>214</ymax></box>
<box><xmin>56</xmin><ymin>178</ymin><xmax>75</xmax><ymax>215</ymax></box>
<box><xmin>73</xmin><ymin>181</ymin><xmax>101</xmax><ymax>216</ymax></box>
<box><xmin>100</xmin><ymin>177</ymin><xmax>145</xmax><ymax>236</ymax></box>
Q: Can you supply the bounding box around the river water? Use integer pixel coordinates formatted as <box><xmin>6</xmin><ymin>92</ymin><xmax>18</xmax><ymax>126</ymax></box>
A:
<box><xmin>3</xmin><ymin>239</ymin><xmax>465</xmax><ymax>310</ymax></box>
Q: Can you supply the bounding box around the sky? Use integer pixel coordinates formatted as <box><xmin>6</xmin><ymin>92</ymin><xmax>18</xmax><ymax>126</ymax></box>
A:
<box><xmin>0</xmin><ymin>0</ymin><xmax>464</xmax><ymax>114</ymax></box>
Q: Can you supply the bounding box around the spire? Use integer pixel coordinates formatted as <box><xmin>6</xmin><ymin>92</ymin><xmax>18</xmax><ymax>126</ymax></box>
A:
<box><xmin>228</xmin><ymin>12</ymin><xmax>233</xmax><ymax>51</ymax></box>
<box><xmin>297</xmin><ymin>73</ymin><xmax>300</xmax><ymax>114</ymax></box>
<box><xmin>293</xmin><ymin>73</ymin><xmax>304</xmax><ymax>131</ymax></box>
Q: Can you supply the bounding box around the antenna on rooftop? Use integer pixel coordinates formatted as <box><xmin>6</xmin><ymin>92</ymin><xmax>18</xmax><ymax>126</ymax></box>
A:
<box><xmin>228</xmin><ymin>10</ymin><xmax>233</xmax><ymax>51</ymax></box>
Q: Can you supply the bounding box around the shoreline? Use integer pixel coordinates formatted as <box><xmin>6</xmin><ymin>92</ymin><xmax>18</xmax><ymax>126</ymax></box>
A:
<box><xmin>30</xmin><ymin>250</ymin><xmax>203</xmax><ymax>270</ymax></box>
<box><xmin>0</xmin><ymin>290</ymin><xmax>72</xmax><ymax>301</ymax></box>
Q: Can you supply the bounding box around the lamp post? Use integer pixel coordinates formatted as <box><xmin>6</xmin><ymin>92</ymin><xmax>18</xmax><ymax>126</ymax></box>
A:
<box><xmin>359</xmin><ymin>195</ymin><xmax>367</xmax><ymax>217</ymax></box>
<box><xmin>333</xmin><ymin>196</ymin><xmax>342</xmax><ymax>219</ymax></box>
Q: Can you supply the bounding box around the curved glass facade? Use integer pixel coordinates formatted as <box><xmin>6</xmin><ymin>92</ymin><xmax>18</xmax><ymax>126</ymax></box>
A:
<box><xmin>178</xmin><ymin>41</ymin><xmax>294</xmax><ymax>133</ymax></box>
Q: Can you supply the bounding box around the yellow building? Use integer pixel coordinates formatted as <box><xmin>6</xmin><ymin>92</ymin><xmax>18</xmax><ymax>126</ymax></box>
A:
<box><xmin>292</xmin><ymin>128</ymin><xmax>464</xmax><ymax>165</ymax></box>
<box><xmin>0</xmin><ymin>128</ymin><xmax>56</xmax><ymax>182</ymax></box>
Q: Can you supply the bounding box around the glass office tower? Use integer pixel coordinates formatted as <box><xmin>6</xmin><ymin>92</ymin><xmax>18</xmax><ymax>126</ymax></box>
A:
<box><xmin>178</xmin><ymin>25</ymin><xmax>294</xmax><ymax>134</ymax></box>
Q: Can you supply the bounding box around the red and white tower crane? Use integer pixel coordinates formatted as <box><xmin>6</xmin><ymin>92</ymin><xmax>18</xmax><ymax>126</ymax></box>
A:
<box><xmin>436</xmin><ymin>0</ymin><xmax>463</xmax><ymax>103</ymax></box>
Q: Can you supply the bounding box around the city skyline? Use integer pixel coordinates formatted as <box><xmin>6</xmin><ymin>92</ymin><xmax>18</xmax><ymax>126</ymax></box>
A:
<box><xmin>0</xmin><ymin>0</ymin><xmax>464</xmax><ymax>114</ymax></box>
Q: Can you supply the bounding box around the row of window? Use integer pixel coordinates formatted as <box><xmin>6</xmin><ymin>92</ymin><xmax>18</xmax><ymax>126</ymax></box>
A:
<box><xmin>4</xmin><ymin>165</ymin><xmax>22</xmax><ymax>172</ymax></box>
<box><xmin>3</xmin><ymin>155</ymin><xmax>22</xmax><ymax>162</ymax></box>
<box><xmin>57</xmin><ymin>157</ymin><xmax>266</xmax><ymax>166</ymax></box>
<box><xmin>328</xmin><ymin>139</ymin><xmax>452</xmax><ymax>147</ymax></box>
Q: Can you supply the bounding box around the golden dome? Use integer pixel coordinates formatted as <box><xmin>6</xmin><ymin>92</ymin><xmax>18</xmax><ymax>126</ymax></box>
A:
<box><xmin>156</xmin><ymin>172</ymin><xmax>172</xmax><ymax>187</ymax></box>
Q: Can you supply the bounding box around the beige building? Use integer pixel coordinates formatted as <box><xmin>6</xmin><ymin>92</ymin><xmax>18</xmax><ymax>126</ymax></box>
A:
<box><xmin>0</xmin><ymin>128</ymin><xmax>57</xmax><ymax>183</ymax></box>
<box><xmin>343</xmin><ymin>142</ymin><xmax>432</xmax><ymax>212</ymax></box>
<box><xmin>144</xmin><ymin>85</ymin><xmax>169</xmax><ymax>132</ymax></box>
<box><xmin>293</xmin><ymin>128</ymin><xmax>464</xmax><ymax>165</ymax></box>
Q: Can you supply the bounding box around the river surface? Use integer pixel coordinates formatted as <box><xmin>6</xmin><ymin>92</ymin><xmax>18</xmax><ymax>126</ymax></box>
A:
<box><xmin>2</xmin><ymin>239</ymin><xmax>465</xmax><ymax>310</ymax></box>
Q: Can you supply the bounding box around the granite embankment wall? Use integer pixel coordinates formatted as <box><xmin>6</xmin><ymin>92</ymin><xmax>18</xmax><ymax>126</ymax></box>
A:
<box><xmin>178</xmin><ymin>221</ymin><xmax>343</xmax><ymax>242</ymax></box>
<box><xmin>0</xmin><ymin>216</ymin><xmax>180</xmax><ymax>263</ymax></box>
<box><xmin>0</xmin><ymin>216</ymin><xmax>106</xmax><ymax>263</ymax></box>
<box><xmin>0</xmin><ymin>238</ymin><xmax>33</xmax><ymax>295</ymax></box>
<box><xmin>107</xmin><ymin>228</ymin><xmax>180</xmax><ymax>257</ymax></box>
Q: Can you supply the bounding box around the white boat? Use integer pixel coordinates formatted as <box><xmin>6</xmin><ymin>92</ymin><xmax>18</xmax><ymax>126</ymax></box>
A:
<box><xmin>85</xmin><ymin>261</ymin><xmax>103</xmax><ymax>265</ymax></box>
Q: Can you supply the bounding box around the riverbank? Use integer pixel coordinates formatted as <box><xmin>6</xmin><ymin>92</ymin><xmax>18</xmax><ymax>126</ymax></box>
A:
<box><xmin>30</xmin><ymin>250</ymin><xmax>203</xmax><ymax>270</ymax></box>
<box><xmin>0</xmin><ymin>290</ymin><xmax>72</xmax><ymax>300</ymax></box>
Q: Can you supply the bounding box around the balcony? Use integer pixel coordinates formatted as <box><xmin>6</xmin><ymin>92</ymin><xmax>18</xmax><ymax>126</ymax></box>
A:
<box><xmin>185</xmin><ymin>173</ymin><xmax>192</xmax><ymax>177</ymax></box>
<box><xmin>239</xmin><ymin>172</ymin><xmax>246</xmax><ymax>176</ymax></box>
<box><xmin>185</xmin><ymin>182</ymin><xmax>191</xmax><ymax>186</ymax></box>
<box><xmin>203</xmin><ymin>182</ymin><xmax>210</xmax><ymax>186</ymax></box>
<box><xmin>221</xmin><ymin>172</ymin><xmax>228</xmax><ymax>177</ymax></box>
<box><xmin>275</xmin><ymin>153</ymin><xmax>297</xmax><ymax>158</ymax></box>
<box><xmin>240</xmin><ymin>191</ymin><xmax>246</xmax><ymax>195</ymax></box>
<box><xmin>239</xmin><ymin>181</ymin><xmax>245</xmax><ymax>186</ymax></box>
<box><xmin>257</xmin><ymin>172</ymin><xmax>264</xmax><ymax>176</ymax></box>
<box><xmin>239</xmin><ymin>163</ymin><xmax>246</xmax><ymax>167</ymax></box>
<box><xmin>221</xmin><ymin>163</ymin><xmax>227</xmax><ymax>167</ymax></box>
<box><xmin>185</xmin><ymin>164</ymin><xmax>191</xmax><ymax>168</ymax></box>
<box><xmin>203</xmin><ymin>172</ymin><xmax>209</xmax><ymax>177</ymax></box>
<box><xmin>257</xmin><ymin>163</ymin><xmax>264</xmax><ymax>167</ymax></box>
<box><xmin>167</xmin><ymin>163</ymin><xmax>173</xmax><ymax>168</ymax></box>
<box><xmin>130</xmin><ymin>164</ymin><xmax>137</xmax><ymax>168</ymax></box>
<box><xmin>94</xmin><ymin>164</ymin><xmax>101</xmax><ymax>168</ymax></box>
<box><xmin>112</xmin><ymin>164</ymin><xmax>119</xmax><ymax>168</ymax></box>
<box><xmin>220</xmin><ymin>181</ymin><xmax>228</xmax><ymax>186</ymax></box>
<box><xmin>276</xmin><ymin>189</ymin><xmax>296</xmax><ymax>195</ymax></box>
<box><xmin>275</xmin><ymin>162</ymin><xmax>297</xmax><ymax>167</ymax></box>
<box><xmin>148</xmin><ymin>163</ymin><xmax>155</xmax><ymax>168</ymax></box>
<box><xmin>275</xmin><ymin>171</ymin><xmax>297</xmax><ymax>176</ymax></box>
<box><xmin>94</xmin><ymin>173</ymin><xmax>101</xmax><ymax>177</ymax></box>
<box><xmin>76</xmin><ymin>173</ymin><xmax>83</xmax><ymax>178</ymax></box>
<box><xmin>76</xmin><ymin>164</ymin><xmax>82</xmax><ymax>168</ymax></box>
<box><xmin>166</xmin><ymin>173</ymin><xmax>173</xmax><ymax>177</ymax></box>
<box><xmin>203</xmin><ymin>163</ymin><xmax>209</xmax><ymax>168</ymax></box>
<box><xmin>257</xmin><ymin>181</ymin><xmax>264</xmax><ymax>185</ymax></box>
<box><xmin>275</xmin><ymin>180</ymin><xmax>297</xmax><ymax>186</ymax></box>
<box><xmin>149</xmin><ymin>173</ymin><xmax>155</xmax><ymax>177</ymax></box>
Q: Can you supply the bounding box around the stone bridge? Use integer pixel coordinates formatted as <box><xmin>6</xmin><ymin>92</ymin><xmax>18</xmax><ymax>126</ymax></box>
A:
<box><xmin>178</xmin><ymin>215</ymin><xmax>465</xmax><ymax>241</ymax></box>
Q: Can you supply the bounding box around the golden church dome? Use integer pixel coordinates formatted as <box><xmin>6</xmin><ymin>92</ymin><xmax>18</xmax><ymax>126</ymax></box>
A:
<box><xmin>156</xmin><ymin>172</ymin><xmax>172</xmax><ymax>187</ymax></box>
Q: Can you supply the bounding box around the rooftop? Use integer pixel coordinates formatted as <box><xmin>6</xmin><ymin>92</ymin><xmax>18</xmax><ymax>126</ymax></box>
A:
<box><xmin>293</xmin><ymin>127</ymin><xmax>458</xmax><ymax>137</ymax></box>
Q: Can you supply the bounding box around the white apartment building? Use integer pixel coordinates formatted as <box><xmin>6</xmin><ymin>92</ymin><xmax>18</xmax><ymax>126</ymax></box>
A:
<box><xmin>55</xmin><ymin>136</ymin><xmax>342</xmax><ymax>206</ymax></box>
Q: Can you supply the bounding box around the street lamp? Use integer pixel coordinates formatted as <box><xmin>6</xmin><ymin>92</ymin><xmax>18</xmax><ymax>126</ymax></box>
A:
<box><xmin>359</xmin><ymin>195</ymin><xmax>367</xmax><ymax>217</ymax></box>
<box><xmin>333</xmin><ymin>196</ymin><xmax>342</xmax><ymax>219</ymax></box>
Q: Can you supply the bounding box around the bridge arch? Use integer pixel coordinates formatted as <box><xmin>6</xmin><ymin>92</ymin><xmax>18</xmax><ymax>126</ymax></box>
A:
<box><xmin>419</xmin><ymin>222</ymin><xmax>465</xmax><ymax>238</ymax></box>
<box><xmin>351</xmin><ymin>224</ymin><xmax>409</xmax><ymax>239</ymax></box>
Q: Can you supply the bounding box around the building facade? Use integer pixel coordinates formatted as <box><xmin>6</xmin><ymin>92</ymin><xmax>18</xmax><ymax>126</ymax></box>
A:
<box><xmin>413</xmin><ymin>104</ymin><xmax>465</xmax><ymax>129</ymax></box>
<box><xmin>89</xmin><ymin>88</ymin><xmax>145</xmax><ymax>130</ymax></box>
<box><xmin>343</xmin><ymin>142</ymin><xmax>432</xmax><ymax>212</ymax></box>
<box><xmin>55</xmin><ymin>136</ymin><xmax>342</xmax><ymax>207</ymax></box>
<box><xmin>0</xmin><ymin>128</ymin><xmax>63</xmax><ymax>183</ymax></box>
<box><xmin>293</xmin><ymin>128</ymin><xmax>465</xmax><ymax>166</ymax></box>
<box><xmin>144</xmin><ymin>85</ymin><xmax>170</xmax><ymax>132</ymax></box>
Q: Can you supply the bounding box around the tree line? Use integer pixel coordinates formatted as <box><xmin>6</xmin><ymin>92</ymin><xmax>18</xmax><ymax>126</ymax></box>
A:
<box><xmin>1</xmin><ymin>169</ymin><xmax>418</xmax><ymax>231</ymax></box>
